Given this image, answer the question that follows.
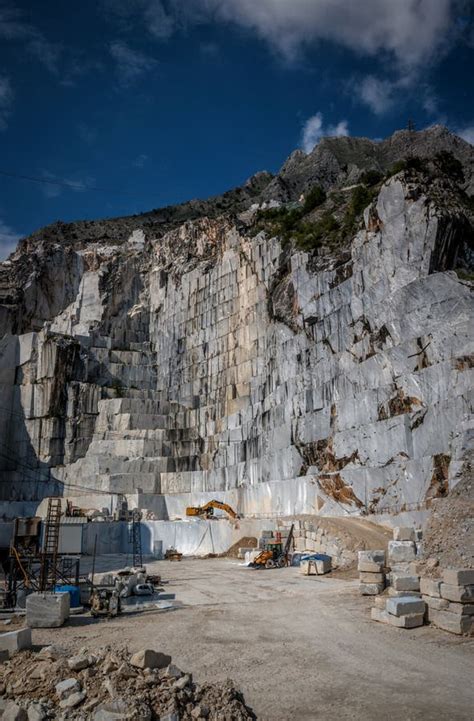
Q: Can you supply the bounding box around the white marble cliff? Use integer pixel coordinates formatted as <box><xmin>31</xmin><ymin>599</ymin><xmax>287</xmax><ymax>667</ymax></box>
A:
<box><xmin>0</xmin><ymin>127</ymin><xmax>472</xmax><ymax>520</ymax></box>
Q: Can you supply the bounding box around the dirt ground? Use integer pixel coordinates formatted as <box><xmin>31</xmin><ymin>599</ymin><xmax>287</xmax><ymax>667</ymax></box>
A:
<box><xmin>33</xmin><ymin>556</ymin><xmax>474</xmax><ymax>721</ymax></box>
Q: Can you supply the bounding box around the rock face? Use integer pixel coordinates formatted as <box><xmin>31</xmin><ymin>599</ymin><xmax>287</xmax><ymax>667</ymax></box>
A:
<box><xmin>0</xmin><ymin>127</ymin><xmax>473</xmax><ymax>520</ymax></box>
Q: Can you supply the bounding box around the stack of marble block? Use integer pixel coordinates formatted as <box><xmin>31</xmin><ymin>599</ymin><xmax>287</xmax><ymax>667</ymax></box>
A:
<box><xmin>371</xmin><ymin>595</ymin><xmax>425</xmax><ymax>628</ymax></box>
<box><xmin>358</xmin><ymin>550</ymin><xmax>386</xmax><ymax>595</ymax></box>
<box><xmin>387</xmin><ymin>526</ymin><xmax>422</xmax><ymax>597</ymax></box>
<box><xmin>421</xmin><ymin>568</ymin><xmax>474</xmax><ymax>636</ymax></box>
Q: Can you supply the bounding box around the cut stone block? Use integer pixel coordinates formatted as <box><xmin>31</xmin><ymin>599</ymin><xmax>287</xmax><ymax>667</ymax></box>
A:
<box><xmin>373</xmin><ymin>595</ymin><xmax>387</xmax><ymax>609</ymax></box>
<box><xmin>371</xmin><ymin>607</ymin><xmax>424</xmax><ymax>628</ymax></box>
<box><xmin>439</xmin><ymin>584</ymin><xmax>474</xmax><ymax>603</ymax></box>
<box><xmin>300</xmin><ymin>560</ymin><xmax>317</xmax><ymax>576</ymax></box>
<box><xmin>393</xmin><ymin>527</ymin><xmax>415</xmax><ymax>542</ymax></box>
<box><xmin>388</xmin><ymin>612</ymin><xmax>424</xmax><ymax>629</ymax></box>
<box><xmin>428</xmin><ymin>609</ymin><xmax>473</xmax><ymax>635</ymax></box>
<box><xmin>359</xmin><ymin>582</ymin><xmax>385</xmax><ymax>596</ymax></box>
<box><xmin>315</xmin><ymin>558</ymin><xmax>331</xmax><ymax>574</ymax></box>
<box><xmin>359</xmin><ymin>572</ymin><xmax>385</xmax><ymax>584</ymax></box>
<box><xmin>422</xmin><ymin>595</ymin><xmax>449</xmax><ymax>611</ymax></box>
<box><xmin>358</xmin><ymin>561</ymin><xmax>384</xmax><ymax>573</ymax></box>
<box><xmin>358</xmin><ymin>550</ymin><xmax>385</xmax><ymax>565</ymax></box>
<box><xmin>442</xmin><ymin>569</ymin><xmax>474</xmax><ymax>586</ymax></box>
<box><xmin>386</xmin><ymin>596</ymin><xmax>425</xmax><ymax>617</ymax></box>
<box><xmin>420</xmin><ymin>577</ymin><xmax>441</xmax><ymax>598</ymax></box>
<box><xmin>0</xmin><ymin>627</ymin><xmax>32</xmax><ymax>654</ymax></box>
<box><xmin>447</xmin><ymin>602</ymin><xmax>474</xmax><ymax>616</ymax></box>
<box><xmin>387</xmin><ymin>588</ymin><xmax>421</xmax><ymax>598</ymax></box>
<box><xmin>388</xmin><ymin>541</ymin><xmax>416</xmax><ymax>564</ymax></box>
<box><xmin>390</xmin><ymin>573</ymin><xmax>420</xmax><ymax>592</ymax></box>
<box><xmin>371</xmin><ymin>607</ymin><xmax>390</xmax><ymax>624</ymax></box>
<box><xmin>26</xmin><ymin>592</ymin><xmax>70</xmax><ymax>628</ymax></box>
<box><xmin>244</xmin><ymin>550</ymin><xmax>260</xmax><ymax>565</ymax></box>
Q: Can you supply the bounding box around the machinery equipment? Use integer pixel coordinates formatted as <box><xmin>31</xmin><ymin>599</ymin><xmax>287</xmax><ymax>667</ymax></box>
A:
<box><xmin>90</xmin><ymin>587</ymin><xmax>121</xmax><ymax>618</ymax></box>
<box><xmin>186</xmin><ymin>500</ymin><xmax>239</xmax><ymax>519</ymax></box>
<box><xmin>165</xmin><ymin>547</ymin><xmax>183</xmax><ymax>561</ymax></box>
<box><xmin>250</xmin><ymin>524</ymin><xmax>295</xmax><ymax>569</ymax></box>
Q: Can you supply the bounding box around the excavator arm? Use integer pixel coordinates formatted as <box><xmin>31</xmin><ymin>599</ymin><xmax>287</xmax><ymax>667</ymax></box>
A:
<box><xmin>186</xmin><ymin>500</ymin><xmax>239</xmax><ymax>519</ymax></box>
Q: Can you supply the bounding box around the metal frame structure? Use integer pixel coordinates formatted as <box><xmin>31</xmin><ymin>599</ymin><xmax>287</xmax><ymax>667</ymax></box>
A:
<box><xmin>3</xmin><ymin>499</ymin><xmax>83</xmax><ymax>609</ymax></box>
<box><xmin>129</xmin><ymin>509</ymin><xmax>143</xmax><ymax>568</ymax></box>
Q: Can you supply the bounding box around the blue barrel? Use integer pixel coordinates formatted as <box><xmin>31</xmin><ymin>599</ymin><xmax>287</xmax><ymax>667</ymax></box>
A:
<box><xmin>54</xmin><ymin>585</ymin><xmax>81</xmax><ymax>608</ymax></box>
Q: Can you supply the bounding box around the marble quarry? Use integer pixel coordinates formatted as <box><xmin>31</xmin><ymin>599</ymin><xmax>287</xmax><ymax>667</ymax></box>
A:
<box><xmin>0</xmin><ymin>130</ymin><xmax>473</xmax><ymax>522</ymax></box>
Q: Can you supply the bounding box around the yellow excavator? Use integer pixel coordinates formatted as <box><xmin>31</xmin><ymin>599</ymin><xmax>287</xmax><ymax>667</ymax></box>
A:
<box><xmin>186</xmin><ymin>500</ymin><xmax>239</xmax><ymax>519</ymax></box>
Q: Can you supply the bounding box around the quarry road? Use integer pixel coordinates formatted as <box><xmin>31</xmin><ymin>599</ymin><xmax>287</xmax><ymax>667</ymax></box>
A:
<box><xmin>35</xmin><ymin>557</ymin><xmax>473</xmax><ymax>721</ymax></box>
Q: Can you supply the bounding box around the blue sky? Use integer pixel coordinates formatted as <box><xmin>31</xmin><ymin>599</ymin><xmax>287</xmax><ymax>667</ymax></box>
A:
<box><xmin>0</xmin><ymin>0</ymin><xmax>473</xmax><ymax>259</ymax></box>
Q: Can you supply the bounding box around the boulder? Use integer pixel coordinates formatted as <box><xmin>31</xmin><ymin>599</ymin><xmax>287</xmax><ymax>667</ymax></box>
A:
<box><xmin>55</xmin><ymin>678</ymin><xmax>81</xmax><ymax>699</ymax></box>
<box><xmin>130</xmin><ymin>649</ymin><xmax>171</xmax><ymax>670</ymax></box>
<box><xmin>2</xmin><ymin>702</ymin><xmax>27</xmax><ymax>721</ymax></box>
<box><xmin>68</xmin><ymin>654</ymin><xmax>91</xmax><ymax>671</ymax></box>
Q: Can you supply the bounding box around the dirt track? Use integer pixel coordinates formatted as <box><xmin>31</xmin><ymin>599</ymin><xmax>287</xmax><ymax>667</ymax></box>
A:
<box><xmin>34</xmin><ymin>557</ymin><xmax>474</xmax><ymax>721</ymax></box>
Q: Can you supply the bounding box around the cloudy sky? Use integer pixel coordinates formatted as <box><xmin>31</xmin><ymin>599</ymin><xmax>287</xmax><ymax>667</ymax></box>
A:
<box><xmin>0</xmin><ymin>0</ymin><xmax>473</xmax><ymax>259</ymax></box>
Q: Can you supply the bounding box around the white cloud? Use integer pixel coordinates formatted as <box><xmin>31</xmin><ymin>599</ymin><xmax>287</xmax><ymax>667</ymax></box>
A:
<box><xmin>102</xmin><ymin>1</ymin><xmax>456</xmax><ymax>71</ymax></box>
<box><xmin>357</xmin><ymin>75</ymin><xmax>395</xmax><ymax>115</ymax></box>
<box><xmin>144</xmin><ymin>0</ymin><xmax>175</xmax><ymax>40</ymax></box>
<box><xmin>0</xmin><ymin>2</ymin><xmax>61</xmax><ymax>74</ymax></box>
<box><xmin>0</xmin><ymin>218</ymin><xmax>21</xmax><ymax>260</ymax></box>
<box><xmin>175</xmin><ymin>0</ymin><xmax>454</xmax><ymax>69</ymax></box>
<box><xmin>109</xmin><ymin>41</ymin><xmax>157</xmax><ymax>85</ymax></box>
<box><xmin>301</xmin><ymin>112</ymin><xmax>349</xmax><ymax>154</ymax></box>
<box><xmin>457</xmin><ymin>126</ymin><xmax>474</xmax><ymax>145</ymax></box>
<box><xmin>40</xmin><ymin>171</ymin><xmax>94</xmax><ymax>199</ymax></box>
<box><xmin>102</xmin><ymin>0</ymin><xmax>175</xmax><ymax>40</ymax></box>
<box><xmin>77</xmin><ymin>123</ymin><xmax>97</xmax><ymax>145</ymax></box>
<box><xmin>132</xmin><ymin>153</ymin><xmax>149</xmax><ymax>168</ymax></box>
<box><xmin>0</xmin><ymin>74</ymin><xmax>13</xmax><ymax>130</ymax></box>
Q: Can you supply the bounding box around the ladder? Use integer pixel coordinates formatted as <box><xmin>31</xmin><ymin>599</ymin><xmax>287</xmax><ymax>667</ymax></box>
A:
<box><xmin>39</xmin><ymin>497</ymin><xmax>62</xmax><ymax>592</ymax></box>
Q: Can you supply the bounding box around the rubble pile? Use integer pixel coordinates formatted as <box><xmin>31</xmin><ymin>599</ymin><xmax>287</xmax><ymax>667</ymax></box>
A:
<box><xmin>0</xmin><ymin>644</ymin><xmax>256</xmax><ymax>720</ymax></box>
<box><xmin>422</xmin><ymin>473</ymin><xmax>474</xmax><ymax>570</ymax></box>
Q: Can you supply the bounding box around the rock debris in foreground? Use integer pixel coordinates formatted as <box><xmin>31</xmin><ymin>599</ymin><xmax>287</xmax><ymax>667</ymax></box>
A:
<box><xmin>0</xmin><ymin>645</ymin><xmax>256</xmax><ymax>720</ymax></box>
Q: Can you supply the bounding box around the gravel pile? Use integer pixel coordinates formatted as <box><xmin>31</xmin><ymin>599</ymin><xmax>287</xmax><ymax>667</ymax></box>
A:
<box><xmin>0</xmin><ymin>644</ymin><xmax>256</xmax><ymax>720</ymax></box>
<box><xmin>422</xmin><ymin>472</ymin><xmax>474</xmax><ymax>572</ymax></box>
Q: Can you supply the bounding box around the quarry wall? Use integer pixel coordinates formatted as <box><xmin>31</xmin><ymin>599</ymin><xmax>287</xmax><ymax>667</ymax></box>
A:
<box><xmin>0</xmin><ymin>175</ymin><xmax>472</xmax><ymax>521</ymax></box>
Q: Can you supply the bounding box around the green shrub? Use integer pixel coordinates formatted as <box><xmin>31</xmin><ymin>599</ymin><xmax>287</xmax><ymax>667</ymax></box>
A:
<box><xmin>388</xmin><ymin>159</ymin><xmax>408</xmax><ymax>176</ymax></box>
<box><xmin>435</xmin><ymin>151</ymin><xmax>465</xmax><ymax>183</ymax></box>
<box><xmin>302</xmin><ymin>185</ymin><xmax>326</xmax><ymax>213</ymax></box>
<box><xmin>349</xmin><ymin>185</ymin><xmax>373</xmax><ymax>217</ymax></box>
<box><xmin>359</xmin><ymin>169</ymin><xmax>383</xmax><ymax>187</ymax></box>
<box><xmin>295</xmin><ymin>213</ymin><xmax>339</xmax><ymax>250</ymax></box>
